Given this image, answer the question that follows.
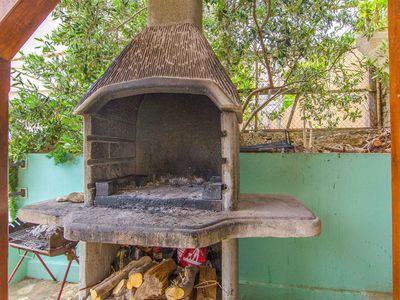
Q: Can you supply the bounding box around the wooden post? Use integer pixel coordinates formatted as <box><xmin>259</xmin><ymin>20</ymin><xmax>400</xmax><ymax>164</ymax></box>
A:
<box><xmin>388</xmin><ymin>0</ymin><xmax>400</xmax><ymax>299</ymax></box>
<box><xmin>0</xmin><ymin>2</ymin><xmax>60</xmax><ymax>297</ymax></box>
<box><xmin>0</xmin><ymin>58</ymin><xmax>10</xmax><ymax>300</ymax></box>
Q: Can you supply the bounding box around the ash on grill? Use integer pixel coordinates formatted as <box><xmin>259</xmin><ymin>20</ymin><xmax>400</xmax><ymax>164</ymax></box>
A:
<box><xmin>9</xmin><ymin>220</ymin><xmax>76</xmax><ymax>254</ymax></box>
<box><xmin>118</xmin><ymin>176</ymin><xmax>216</xmax><ymax>199</ymax></box>
<box><xmin>95</xmin><ymin>175</ymin><xmax>223</xmax><ymax>211</ymax></box>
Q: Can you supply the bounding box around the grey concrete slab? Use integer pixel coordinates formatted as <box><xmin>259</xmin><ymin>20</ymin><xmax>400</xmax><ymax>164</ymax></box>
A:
<box><xmin>19</xmin><ymin>194</ymin><xmax>320</xmax><ymax>248</ymax></box>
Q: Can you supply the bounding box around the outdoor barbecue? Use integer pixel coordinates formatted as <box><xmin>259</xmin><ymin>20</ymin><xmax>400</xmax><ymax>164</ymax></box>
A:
<box><xmin>17</xmin><ymin>1</ymin><xmax>320</xmax><ymax>299</ymax></box>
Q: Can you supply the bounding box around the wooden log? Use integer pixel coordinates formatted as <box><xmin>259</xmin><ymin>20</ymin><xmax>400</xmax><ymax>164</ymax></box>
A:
<box><xmin>134</xmin><ymin>259</ymin><xmax>177</xmax><ymax>300</ymax></box>
<box><xmin>195</xmin><ymin>266</ymin><xmax>217</xmax><ymax>300</ymax></box>
<box><xmin>114</xmin><ymin>287</ymin><xmax>129</xmax><ymax>300</ymax></box>
<box><xmin>56</xmin><ymin>192</ymin><xmax>84</xmax><ymax>203</ymax></box>
<box><xmin>373</xmin><ymin>138</ymin><xmax>383</xmax><ymax>147</ymax></box>
<box><xmin>127</xmin><ymin>261</ymin><xmax>157</xmax><ymax>289</ymax></box>
<box><xmin>183</xmin><ymin>291</ymin><xmax>194</xmax><ymax>300</ymax></box>
<box><xmin>165</xmin><ymin>265</ymin><xmax>199</xmax><ymax>300</ymax></box>
<box><xmin>93</xmin><ymin>294</ymin><xmax>111</xmax><ymax>300</ymax></box>
<box><xmin>125</xmin><ymin>288</ymin><xmax>136</xmax><ymax>300</ymax></box>
<box><xmin>113</xmin><ymin>279</ymin><xmax>127</xmax><ymax>297</ymax></box>
<box><xmin>90</xmin><ymin>256</ymin><xmax>152</xmax><ymax>299</ymax></box>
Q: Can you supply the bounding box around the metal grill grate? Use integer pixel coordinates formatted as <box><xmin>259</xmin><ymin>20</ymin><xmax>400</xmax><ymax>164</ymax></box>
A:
<box><xmin>8</xmin><ymin>219</ymin><xmax>77</xmax><ymax>256</ymax></box>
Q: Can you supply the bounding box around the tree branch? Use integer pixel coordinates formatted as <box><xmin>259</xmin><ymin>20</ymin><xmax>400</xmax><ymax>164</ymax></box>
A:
<box><xmin>242</xmin><ymin>80</ymin><xmax>306</xmax><ymax>111</ymax></box>
<box><xmin>109</xmin><ymin>6</ymin><xmax>146</xmax><ymax>33</ymax></box>
<box><xmin>286</xmin><ymin>93</ymin><xmax>300</xmax><ymax>129</ymax></box>
<box><xmin>242</xmin><ymin>86</ymin><xmax>292</xmax><ymax>131</ymax></box>
<box><xmin>252</xmin><ymin>0</ymin><xmax>274</xmax><ymax>87</ymax></box>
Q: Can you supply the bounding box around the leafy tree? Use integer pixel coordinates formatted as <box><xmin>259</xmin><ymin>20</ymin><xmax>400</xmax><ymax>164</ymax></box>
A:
<box><xmin>10</xmin><ymin>0</ymin><xmax>147</xmax><ymax>163</ymax></box>
<box><xmin>10</xmin><ymin>0</ymin><xmax>378</xmax><ymax>158</ymax></box>
<box><xmin>204</xmin><ymin>0</ymin><xmax>368</xmax><ymax>130</ymax></box>
<box><xmin>9</xmin><ymin>0</ymin><xmax>385</xmax><ymax>216</ymax></box>
<box><xmin>357</xmin><ymin>0</ymin><xmax>388</xmax><ymax>35</ymax></box>
<box><xmin>356</xmin><ymin>0</ymin><xmax>389</xmax><ymax>86</ymax></box>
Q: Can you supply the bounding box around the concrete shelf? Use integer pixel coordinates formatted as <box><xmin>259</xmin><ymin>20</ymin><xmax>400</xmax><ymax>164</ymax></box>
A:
<box><xmin>18</xmin><ymin>194</ymin><xmax>320</xmax><ymax>248</ymax></box>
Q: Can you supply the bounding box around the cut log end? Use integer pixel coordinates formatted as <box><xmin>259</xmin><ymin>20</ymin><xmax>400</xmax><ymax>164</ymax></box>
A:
<box><xmin>166</xmin><ymin>265</ymin><xmax>198</xmax><ymax>300</ymax></box>
<box><xmin>166</xmin><ymin>286</ymin><xmax>185</xmax><ymax>299</ymax></box>
<box><xmin>130</xmin><ymin>273</ymin><xmax>144</xmax><ymax>288</ymax></box>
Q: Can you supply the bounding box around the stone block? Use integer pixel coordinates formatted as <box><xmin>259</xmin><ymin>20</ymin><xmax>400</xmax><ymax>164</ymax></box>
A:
<box><xmin>95</xmin><ymin>181</ymin><xmax>116</xmax><ymax>196</ymax></box>
<box><xmin>203</xmin><ymin>182</ymin><xmax>222</xmax><ymax>200</ymax></box>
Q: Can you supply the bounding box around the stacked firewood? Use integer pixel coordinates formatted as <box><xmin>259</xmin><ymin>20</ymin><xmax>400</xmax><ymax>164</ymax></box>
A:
<box><xmin>89</xmin><ymin>248</ymin><xmax>218</xmax><ymax>300</ymax></box>
<box><xmin>363</xmin><ymin>128</ymin><xmax>391</xmax><ymax>153</ymax></box>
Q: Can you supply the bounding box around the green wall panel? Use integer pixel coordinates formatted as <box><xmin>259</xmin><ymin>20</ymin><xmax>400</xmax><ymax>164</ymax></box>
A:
<box><xmin>8</xmin><ymin>247</ymin><xmax>27</xmax><ymax>284</ymax></box>
<box><xmin>9</xmin><ymin>153</ymin><xmax>392</xmax><ymax>299</ymax></box>
<box><xmin>9</xmin><ymin>154</ymin><xmax>83</xmax><ymax>283</ymax></box>
<box><xmin>239</xmin><ymin>153</ymin><xmax>392</xmax><ymax>299</ymax></box>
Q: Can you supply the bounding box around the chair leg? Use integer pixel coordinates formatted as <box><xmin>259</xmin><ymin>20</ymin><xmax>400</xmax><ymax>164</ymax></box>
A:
<box><xmin>8</xmin><ymin>250</ymin><xmax>28</xmax><ymax>283</ymax></box>
<box><xmin>35</xmin><ymin>253</ymin><xmax>57</xmax><ymax>281</ymax></box>
<box><xmin>57</xmin><ymin>255</ymin><xmax>73</xmax><ymax>300</ymax></box>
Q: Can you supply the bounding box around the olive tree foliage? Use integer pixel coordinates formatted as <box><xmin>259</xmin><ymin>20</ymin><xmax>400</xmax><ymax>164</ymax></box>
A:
<box><xmin>10</xmin><ymin>0</ymin><xmax>147</xmax><ymax>163</ymax></box>
<box><xmin>357</xmin><ymin>0</ymin><xmax>387</xmax><ymax>35</ymax></box>
<box><xmin>357</xmin><ymin>0</ymin><xmax>389</xmax><ymax>86</ymax></box>
<box><xmin>203</xmin><ymin>0</ymin><xmax>371</xmax><ymax>130</ymax></box>
<box><xmin>9</xmin><ymin>0</ymin><xmax>385</xmax><ymax>163</ymax></box>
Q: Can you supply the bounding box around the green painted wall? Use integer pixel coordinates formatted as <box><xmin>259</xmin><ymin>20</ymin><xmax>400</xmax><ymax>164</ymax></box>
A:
<box><xmin>9</xmin><ymin>154</ymin><xmax>83</xmax><ymax>283</ymax></box>
<box><xmin>8</xmin><ymin>153</ymin><xmax>392</xmax><ymax>300</ymax></box>
<box><xmin>8</xmin><ymin>246</ymin><xmax>27</xmax><ymax>284</ymax></box>
<box><xmin>239</xmin><ymin>153</ymin><xmax>392</xmax><ymax>299</ymax></box>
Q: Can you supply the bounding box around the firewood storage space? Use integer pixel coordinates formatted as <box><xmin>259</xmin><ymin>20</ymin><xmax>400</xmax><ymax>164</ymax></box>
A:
<box><xmin>85</xmin><ymin>244</ymin><xmax>222</xmax><ymax>300</ymax></box>
<box><xmin>18</xmin><ymin>1</ymin><xmax>321</xmax><ymax>299</ymax></box>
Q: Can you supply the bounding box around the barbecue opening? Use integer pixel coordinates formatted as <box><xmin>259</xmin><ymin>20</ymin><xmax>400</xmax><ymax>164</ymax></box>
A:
<box><xmin>85</xmin><ymin>92</ymin><xmax>224</xmax><ymax>210</ymax></box>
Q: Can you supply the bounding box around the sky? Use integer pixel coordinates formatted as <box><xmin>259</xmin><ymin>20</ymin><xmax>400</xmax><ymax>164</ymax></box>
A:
<box><xmin>10</xmin><ymin>14</ymin><xmax>59</xmax><ymax>96</ymax></box>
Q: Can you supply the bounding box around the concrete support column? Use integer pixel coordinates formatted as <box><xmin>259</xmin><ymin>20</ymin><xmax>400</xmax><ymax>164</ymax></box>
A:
<box><xmin>221</xmin><ymin>111</ymin><xmax>240</xmax><ymax>299</ymax></box>
<box><xmin>222</xmin><ymin>239</ymin><xmax>239</xmax><ymax>300</ymax></box>
<box><xmin>79</xmin><ymin>242</ymin><xmax>119</xmax><ymax>299</ymax></box>
<box><xmin>221</xmin><ymin>112</ymin><xmax>240</xmax><ymax>211</ymax></box>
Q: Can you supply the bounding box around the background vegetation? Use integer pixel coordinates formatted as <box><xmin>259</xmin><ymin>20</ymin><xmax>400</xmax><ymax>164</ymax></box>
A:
<box><xmin>8</xmin><ymin>0</ymin><xmax>388</xmax><ymax>217</ymax></box>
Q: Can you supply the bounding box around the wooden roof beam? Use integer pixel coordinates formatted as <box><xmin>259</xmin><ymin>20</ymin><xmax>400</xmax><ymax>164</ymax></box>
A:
<box><xmin>0</xmin><ymin>0</ymin><xmax>59</xmax><ymax>60</ymax></box>
<box><xmin>0</xmin><ymin>1</ymin><xmax>59</xmax><ymax>298</ymax></box>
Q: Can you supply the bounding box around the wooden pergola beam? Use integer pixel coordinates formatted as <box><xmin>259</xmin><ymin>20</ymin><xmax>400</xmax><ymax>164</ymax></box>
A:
<box><xmin>0</xmin><ymin>57</ymin><xmax>10</xmax><ymax>300</ymax></box>
<box><xmin>389</xmin><ymin>0</ymin><xmax>400</xmax><ymax>299</ymax></box>
<box><xmin>0</xmin><ymin>1</ymin><xmax>59</xmax><ymax>298</ymax></box>
<box><xmin>0</xmin><ymin>1</ymin><xmax>19</xmax><ymax>19</ymax></box>
<box><xmin>0</xmin><ymin>0</ymin><xmax>59</xmax><ymax>61</ymax></box>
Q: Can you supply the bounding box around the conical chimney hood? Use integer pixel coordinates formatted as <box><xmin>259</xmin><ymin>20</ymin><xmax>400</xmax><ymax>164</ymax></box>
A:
<box><xmin>75</xmin><ymin>0</ymin><xmax>242</xmax><ymax>121</ymax></box>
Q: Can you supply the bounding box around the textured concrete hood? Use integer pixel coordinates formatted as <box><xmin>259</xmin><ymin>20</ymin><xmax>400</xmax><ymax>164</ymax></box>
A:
<box><xmin>75</xmin><ymin>0</ymin><xmax>242</xmax><ymax>120</ymax></box>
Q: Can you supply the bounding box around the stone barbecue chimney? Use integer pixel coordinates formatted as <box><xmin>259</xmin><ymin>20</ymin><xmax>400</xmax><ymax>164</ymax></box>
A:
<box><xmin>147</xmin><ymin>0</ymin><xmax>202</xmax><ymax>28</ymax></box>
